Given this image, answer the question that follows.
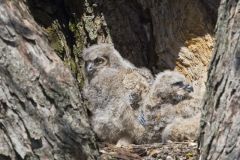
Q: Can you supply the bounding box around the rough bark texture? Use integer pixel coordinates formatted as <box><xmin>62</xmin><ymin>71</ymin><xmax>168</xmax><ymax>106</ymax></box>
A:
<box><xmin>0</xmin><ymin>0</ymin><xmax>98</xmax><ymax>159</ymax></box>
<box><xmin>26</xmin><ymin>0</ymin><xmax>113</xmax><ymax>87</ymax></box>
<box><xmin>200</xmin><ymin>0</ymin><xmax>240</xmax><ymax>159</ymax></box>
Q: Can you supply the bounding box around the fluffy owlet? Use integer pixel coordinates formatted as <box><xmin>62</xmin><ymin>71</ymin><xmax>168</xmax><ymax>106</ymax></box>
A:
<box><xmin>139</xmin><ymin>70</ymin><xmax>199</xmax><ymax>143</ymax></box>
<box><xmin>82</xmin><ymin>44</ymin><xmax>151</xmax><ymax>145</ymax></box>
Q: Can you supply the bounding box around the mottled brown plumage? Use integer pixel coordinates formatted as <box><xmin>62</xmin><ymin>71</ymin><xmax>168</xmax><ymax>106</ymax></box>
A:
<box><xmin>140</xmin><ymin>70</ymin><xmax>199</xmax><ymax>143</ymax></box>
<box><xmin>83</xmin><ymin>44</ymin><xmax>151</xmax><ymax>144</ymax></box>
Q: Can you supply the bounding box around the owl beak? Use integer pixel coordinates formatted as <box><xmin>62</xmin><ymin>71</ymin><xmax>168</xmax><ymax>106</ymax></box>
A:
<box><xmin>183</xmin><ymin>84</ymin><xmax>194</xmax><ymax>93</ymax></box>
<box><xmin>85</xmin><ymin>62</ymin><xmax>95</xmax><ymax>76</ymax></box>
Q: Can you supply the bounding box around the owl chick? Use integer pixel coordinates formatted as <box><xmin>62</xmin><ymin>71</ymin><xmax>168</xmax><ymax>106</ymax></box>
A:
<box><xmin>161</xmin><ymin>87</ymin><xmax>202</xmax><ymax>142</ymax></box>
<box><xmin>82</xmin><ymin>44</ymin><xmax>150</xmax><ymax>144</ymax></box>
<box><xmin>139</xmin><ymin>70</ymin><xmax>198</xmax><ymax>143</ymax></box>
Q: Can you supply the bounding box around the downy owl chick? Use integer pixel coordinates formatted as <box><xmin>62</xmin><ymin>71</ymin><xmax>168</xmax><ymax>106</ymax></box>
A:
<box><xmin>139</xmin><ymin>70</ymin><xmax>196</xmax><ymax>143</ymax></box>
<box><xmin>82</xmin><ymin>44</ymin><xmax>150</xmax><ymax>144</ymax></box>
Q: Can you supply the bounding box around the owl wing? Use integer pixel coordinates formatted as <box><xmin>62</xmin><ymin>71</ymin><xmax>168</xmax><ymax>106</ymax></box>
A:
<box><xmin>121</xmin><ymin>69</ymin><xmax>150</xmax><ymax>109</ymax></box>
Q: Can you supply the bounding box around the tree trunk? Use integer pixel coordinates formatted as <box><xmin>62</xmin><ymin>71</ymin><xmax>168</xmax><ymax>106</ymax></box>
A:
<box><xmin>0</xmin><ymin>0</ymin><xmax>98</xmax><ymax>159</ymax></box>
<box><xmin>200</xmin><ymin>0</ymin><xmax>240</xmax><ymax>159</ymax></box>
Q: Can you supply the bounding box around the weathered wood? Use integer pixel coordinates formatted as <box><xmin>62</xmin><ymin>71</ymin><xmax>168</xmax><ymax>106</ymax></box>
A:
<box><xmin>200</xmin><ymin>0</ymin><xmax>240</xmax><ymax>159</ymax></box>
<box><xmin>0</xmin><ymin>0</ymin><xmax>98</xmax><ymax>159</ymax></box>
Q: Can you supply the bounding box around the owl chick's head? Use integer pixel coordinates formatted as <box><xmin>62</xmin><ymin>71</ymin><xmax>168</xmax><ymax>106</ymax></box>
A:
<box><xmin>150</xmin><ymin>70</ymin><xmax>193</xmax><ymax>105</ymax></box>
<box><xmin>83</xmin><ymin>44</ymin><xmax>132</xmax><ymax>79</ymax></box>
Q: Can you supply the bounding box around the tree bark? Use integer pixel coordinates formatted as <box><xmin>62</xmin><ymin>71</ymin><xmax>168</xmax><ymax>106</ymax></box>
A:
<box><xmin>0</xmin><ymin>0</ymin><xmax>98</xmax><ymax>159</ymax></box>
<box><xmin>200</xmin><ymin>0</ymin><xmax>240</xmax><ymax>159</ymax></box>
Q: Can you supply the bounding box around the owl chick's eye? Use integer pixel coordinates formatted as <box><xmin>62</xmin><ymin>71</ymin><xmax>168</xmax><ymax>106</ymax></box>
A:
<box><xmin>94</xmin><ymin>57</ymin><xmax>105</xmax><ymax>65</ymax></box>
<box><xmin>171</xmin><ymin>81</ymin><xmax>184</xmax><ymax>87</ymax></box>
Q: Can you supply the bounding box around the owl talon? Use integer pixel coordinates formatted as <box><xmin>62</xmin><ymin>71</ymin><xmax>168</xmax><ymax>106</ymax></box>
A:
<box><xmin>138</xmin><ymin>111</ymin><xmax>146</xmax><ymax>126</ymax></box>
